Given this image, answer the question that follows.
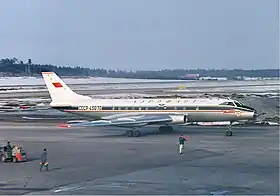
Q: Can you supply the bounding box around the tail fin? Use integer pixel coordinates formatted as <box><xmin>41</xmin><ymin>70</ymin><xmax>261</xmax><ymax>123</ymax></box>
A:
<box><xmin>41</xmin><ymin>72</ymin><xmax>92</xmax><ymax>104</ymax></box>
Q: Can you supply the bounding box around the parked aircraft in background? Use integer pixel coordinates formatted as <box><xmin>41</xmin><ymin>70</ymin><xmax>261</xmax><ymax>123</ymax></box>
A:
<box><xmin>41</xmin><ymin>72</ymin><xmax>257</xmax><ymax>137</ymax></box>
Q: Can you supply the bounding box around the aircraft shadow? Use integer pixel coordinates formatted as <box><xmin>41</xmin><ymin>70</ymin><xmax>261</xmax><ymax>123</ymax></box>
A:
<box><xmin>77</xmin><ymin>130</ymin><xmax>187</xmax><ymax>139</ymax></box>
<box><xmin>75</xmin><ymin>126</ymin><xmax>268</xmax><ymax>138</ymax></box>
<box><xmin>0</xmin><ymin>187</ymin><xmax>49</xmax><ymax>192</ymax></box>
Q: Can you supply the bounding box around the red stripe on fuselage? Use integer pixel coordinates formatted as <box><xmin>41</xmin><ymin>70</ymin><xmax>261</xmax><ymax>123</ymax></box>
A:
<box><xmin>223</xmin><ymin>110</ymin><xmax>235</xmax><ymax>113</ymax></box>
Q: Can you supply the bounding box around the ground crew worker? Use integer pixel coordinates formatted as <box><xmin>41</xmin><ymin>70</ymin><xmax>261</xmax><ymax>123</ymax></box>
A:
<box><xmin>40</xmin><ymin>148</ymin><xmax>48</xmax><ymax>172</ymax></box>
<box><xmin>6</xmin><ymin>141</ymin><xmax>12</xmax><ymax>158</ymax></box>
<box><xmin>15</xmin><ymin>147</ymin><xmax>22</xmax><ymax>162</ymax></box>
<box><xmin>178</xmin><ymin>135</ymin><xmax>188</xmax><ymax>154</ymax></box>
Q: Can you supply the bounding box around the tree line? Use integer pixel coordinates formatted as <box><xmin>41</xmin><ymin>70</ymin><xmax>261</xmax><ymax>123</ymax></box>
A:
<box><xmin>0</xmin><ymin>57</ymin><xmax>279</xmax><ymax>79</ymax></box>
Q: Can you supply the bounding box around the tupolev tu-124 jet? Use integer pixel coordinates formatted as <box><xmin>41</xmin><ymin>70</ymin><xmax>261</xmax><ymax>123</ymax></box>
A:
<box><xmin>42</xmin><ymin>72</ymin><xmax>257</xmax><ymax>137</ymax></box>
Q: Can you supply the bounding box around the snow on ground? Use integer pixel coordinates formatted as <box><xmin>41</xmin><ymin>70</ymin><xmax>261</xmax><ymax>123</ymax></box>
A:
<box><xmin>0</xmin><ymin>76</ymin><xmax>279</xmax><ymax>87</ymax></box>
<box><xmin>172</xmin><ymin>85</ymin><xmax>279</xmax><ymax>93</ymax></box>
<box><xmin>0</xmin><ymin>76</ymin><xmax>181</xmax><ymax>86</ymax></box>
<box><xmin>0</xmin><ymin>84</ymin><xmax>278</xmax><ymax>94</ymax></box>
<box><xmin>0</xmin><ymin>78</ymin><xmax>279</xmax><ymax>93</ymax></box>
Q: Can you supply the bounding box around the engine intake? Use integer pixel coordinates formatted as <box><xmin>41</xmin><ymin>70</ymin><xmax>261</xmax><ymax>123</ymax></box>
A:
<box><xmin>168</xmin><ymin>115</ymin><xmax>188</xmax><ymax>124</ymax></box>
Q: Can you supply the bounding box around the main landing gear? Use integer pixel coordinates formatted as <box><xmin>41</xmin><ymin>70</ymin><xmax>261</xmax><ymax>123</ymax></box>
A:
<box><xmin>159</xmin><ymin>125</ymin><xmax>174</xmax><ymax>133</ymax></box>
<box><xmin>125</xmin><ymin>125</ymin><xmax>174</xmax><ymax>137</ymax></box>
<box><xmin>226</xmin><ymin>124</ymin><xmax>233</xmax><ymax>136</ymax></box>
<box><xmin>126</xmin><ymin>129</ymin><xmax>141</xmax><ymax>137</ymax></box>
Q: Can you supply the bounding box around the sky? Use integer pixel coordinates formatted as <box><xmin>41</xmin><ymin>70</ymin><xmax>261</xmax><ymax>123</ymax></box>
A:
<box><xmin>0</xmin><ymin>0</ymin><xmax>278</xmax><ymax>71</ymax></box>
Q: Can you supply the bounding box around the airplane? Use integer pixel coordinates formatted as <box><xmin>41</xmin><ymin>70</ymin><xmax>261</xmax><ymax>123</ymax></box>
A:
<box><xmin>41</xmin><ymin>72</ymin><xmax>258</xmax><ymax>137</ymax></box>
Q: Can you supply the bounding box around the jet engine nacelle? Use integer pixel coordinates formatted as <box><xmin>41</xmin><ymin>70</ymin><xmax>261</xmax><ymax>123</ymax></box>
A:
<box><xmin>168</xmin><ymin>115</ymin><xmax>188</xmax><ymax>124</ymax></box>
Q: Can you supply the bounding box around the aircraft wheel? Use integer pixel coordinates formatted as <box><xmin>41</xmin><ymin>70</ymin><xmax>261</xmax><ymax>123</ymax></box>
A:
<box><xmin>159</xmin><ymin>126</ymin><xmax>165</xmax><ymax>133</ymax></box>
<box><xmin>159</xmin><ymin>126</ymin><xmax>173</xmax><ymax>133</ymax></box>
<box><xmin>133</xmin><ymin>131</ymin><xmax>141</xmax><ymax>137</ymax></box>
<box><xmin>226</xmin><ymin>130</ymin><xmax>233</xmax><ymax>136</ymax></box>
<box><xmin>126</xmin><ymin>130</ymin><xmax>133</xmax><ymax>137</ymax></box>
<box><xmin>167</xmin><ymin>126</ymin><xmax>174</xmax><ymax>132</ymax></box>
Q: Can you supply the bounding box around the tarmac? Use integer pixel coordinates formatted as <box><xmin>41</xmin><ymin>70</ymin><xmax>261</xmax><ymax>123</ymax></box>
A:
<box><xmin>0</xmin><ymin>122</ymin><xmax>278</xmax><ymax>195</ymax></box>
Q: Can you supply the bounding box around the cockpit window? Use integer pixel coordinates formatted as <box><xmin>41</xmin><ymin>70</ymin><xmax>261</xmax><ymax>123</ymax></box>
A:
<box><xmin>239</xmin><ymin>101</ymin><xmax>244</xmax><ymax>106</ymax></box>
<box><xmin>234</xmin><ymin>101</ymin><xmax>242</xmax><ymax>107</ymax></box>
<box><xmin>220</xmin><ymin>102</ymin><xmax>235</xmax><ymax>106</ymax></box>
<box><xmin>234</xmin><ymin>101</ymin><xmax>241</xmax><ymax>107</ymax></box>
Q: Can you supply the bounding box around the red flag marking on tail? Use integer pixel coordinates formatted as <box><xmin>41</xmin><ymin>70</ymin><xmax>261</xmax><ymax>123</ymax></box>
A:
<box><xmin>52</xmin><ymin>82</ymin><xmax>63</xmax><ymax>88</ymax></box>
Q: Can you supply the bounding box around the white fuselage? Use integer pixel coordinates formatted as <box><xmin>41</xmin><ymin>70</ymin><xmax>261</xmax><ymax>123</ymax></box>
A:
<box><xmin>51</xmin><ymin>97</ymin><xmax>256</xmax><ymax>123</ymax></box>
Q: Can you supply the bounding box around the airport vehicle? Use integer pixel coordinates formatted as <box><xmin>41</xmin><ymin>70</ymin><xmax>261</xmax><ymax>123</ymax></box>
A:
<box><xmin>0</xmin><ymin>145</ymin><xmax>28</xmax><ymax>163</ymax></box>
<box><xmin>42</xmin><ymin>72</ymin><xmax>257</xmax><ymax>137</ymax></box>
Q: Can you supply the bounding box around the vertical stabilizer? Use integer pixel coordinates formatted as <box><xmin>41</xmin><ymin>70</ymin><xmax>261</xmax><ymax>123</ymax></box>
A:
<box><xmin>41</xmin><ymin>72</ymin><xmax>91</xmax><ymax>103</ymax></box>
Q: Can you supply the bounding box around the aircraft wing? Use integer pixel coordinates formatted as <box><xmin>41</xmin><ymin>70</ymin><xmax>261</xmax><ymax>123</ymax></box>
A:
<box><xmin>58</xmin><ymin>114</ymin><xmax>178</xmax><ymax>128</ymax></box>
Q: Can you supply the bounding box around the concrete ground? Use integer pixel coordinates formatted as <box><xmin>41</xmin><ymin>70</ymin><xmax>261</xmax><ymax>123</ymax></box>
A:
<box><xmin>0</xmin><ymin>123</ymin><xmax>278</xmax><ymax>195</ymax></box>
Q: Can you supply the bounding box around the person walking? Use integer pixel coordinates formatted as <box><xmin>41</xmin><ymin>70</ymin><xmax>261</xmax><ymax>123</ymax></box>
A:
<box><xmin>6</xmin><ymin>141</ymin><xmax>13</xmax><ymax>159</ymax></box>
<box><xmin>40</xmin><ymin>148</ymin><xmax>48</xmax><ymax>172</ymax></box>
<box><xmin>178</xmin><ymin>135</ymin><xmax>188</xmax><ymax>154</ymax></box>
